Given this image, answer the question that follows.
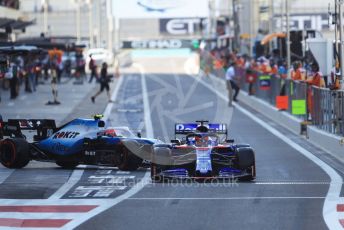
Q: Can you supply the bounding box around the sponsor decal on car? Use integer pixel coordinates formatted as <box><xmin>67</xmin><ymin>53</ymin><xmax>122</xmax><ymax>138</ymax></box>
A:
<box><xmin>52</xmin><ymin>131</ymin><xmax>80</xmax><ymax>139</ymax></box>
<box><xmin>52</xmin><ymin>142</ymin><xmax>69</xmax><ymax>152</ymax></box>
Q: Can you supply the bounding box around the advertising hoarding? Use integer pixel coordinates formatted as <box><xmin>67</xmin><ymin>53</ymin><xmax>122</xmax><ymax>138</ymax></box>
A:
<box><xmin>113</xmin><ymin>0</ymin><xmax>209</xmax><ymax>19</ymax></box>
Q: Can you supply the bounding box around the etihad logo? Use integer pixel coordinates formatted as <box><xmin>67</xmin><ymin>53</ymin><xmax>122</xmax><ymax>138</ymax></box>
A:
<box><xmin>131</xmin><ymin>39</ymin><xmax>183</xmax><ymax>49</ymax></box>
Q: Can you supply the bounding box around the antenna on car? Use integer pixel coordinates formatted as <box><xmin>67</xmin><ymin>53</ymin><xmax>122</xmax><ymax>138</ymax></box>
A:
<box><xmin>195</xmin><ymin>120</ymin><xmax>209</xmax><ymax>126</ymax></box>
<box><xmin>196</xmin><ymin>120</ymin><xmax>209</xmax><ymax>133</ymax></box>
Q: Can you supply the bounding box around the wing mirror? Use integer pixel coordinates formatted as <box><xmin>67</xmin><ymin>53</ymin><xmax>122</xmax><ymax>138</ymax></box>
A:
<box><xmin>171</xmin><ymin>139</ymin><xmax>181</xmax><ymax>145</ymax></box>
<box><xmin>137</xmin><ymin>132</ymin><xmax>142</xmax><ymax>138</ymax></box>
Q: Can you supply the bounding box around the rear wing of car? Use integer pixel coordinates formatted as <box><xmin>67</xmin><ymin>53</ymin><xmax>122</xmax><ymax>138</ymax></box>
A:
<box><xmin>175</xmin><ymin>123</ymin><xmax>228</xmax><ymax>137</ymax></box>
<box><xmin>0</xmin><ymin>117</ymin><xmax>57</xmax><ymax>140</ymax></box>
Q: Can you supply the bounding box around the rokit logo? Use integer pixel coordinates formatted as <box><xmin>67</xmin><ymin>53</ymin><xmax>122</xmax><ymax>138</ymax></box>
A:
<box><xmin>52</xmin><ymin>131</ymin><xmax>80</xmax><ymax>139</ymax></box>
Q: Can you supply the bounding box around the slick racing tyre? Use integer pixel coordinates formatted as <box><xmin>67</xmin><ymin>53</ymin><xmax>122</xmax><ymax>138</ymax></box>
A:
<box><xmin>118</xmin><ymin>147</ymin><xmax>143</xmax><ymax>171</ymax></box>
<box><xmin>150</xmin><ymin>163</ymin><xmax>163</xmax><ymax>183</ymax></box>
<box><xmin>0</xmin><ymin>138</ymin><xmax>30</xmax><ymax>169</ymax></box>
<box><xmin>56</xmin><ymin>161</ymin><xmax>79</xmax><ymax>169</ymax></box>
<box><xmin>235</xmin><ymin>146</ymin><xmax>256</xmax><ymax>181</ymax></box>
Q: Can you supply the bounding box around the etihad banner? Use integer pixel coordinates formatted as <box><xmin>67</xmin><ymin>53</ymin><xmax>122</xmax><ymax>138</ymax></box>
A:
<box><xmin>121</xmin><ymin>39</ymin><xmax>195</xmax><ymax>49</ymax></box>
<box><xmin>159</xmin><ymin>18</ymin><xmax>208</xmax><ymax>35</ymax></box>
<box><xmin>113</xmin><ymin>0</ymin><xmax>209</xmax><ymax>19</ymax></box>
<box><xmin>275</xmin><ymin>13</ymin><xmax>329</xmax><ymax>31</ymax></box>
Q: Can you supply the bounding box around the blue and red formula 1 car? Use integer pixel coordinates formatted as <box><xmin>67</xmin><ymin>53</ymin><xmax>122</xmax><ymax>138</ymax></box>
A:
<box><xmin>0</xmin><ymin>115</ymin><xmax>154</xmax><ymax>170</ymax></box>
<box><xmin>150</xmin><ymin>121</ymin><xmax>256</xmax><ymax>182</ymax></box>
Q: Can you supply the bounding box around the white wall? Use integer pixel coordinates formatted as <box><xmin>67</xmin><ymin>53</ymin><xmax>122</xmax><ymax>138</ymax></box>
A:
<box><xmin>0</xmin><ymin>6</ymin><xmax>22</xmax><ymax>20</ymax></box>
<box><xmin>20</xmin><ymin>0</ymin><xmax>79</xmax><ymax>12</ymax></box>
<box><xmin>271</xmin><ymin>0</ymin><xmax>332</xmax><ymax>14</ymax></box>
<box><xmin>112</xmin><ymin>0</ymin><xmax>209</xmax><ymax>19</ymax></box>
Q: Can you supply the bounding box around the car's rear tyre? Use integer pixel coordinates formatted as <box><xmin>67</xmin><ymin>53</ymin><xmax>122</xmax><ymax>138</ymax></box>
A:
<box><xmin>0</xmin><ymin>138</ymin><xmax>30</xmax><ymax>169</ymax></box>
<box><xmin>56</xmin><ymin>161</ymin><xmax>79</xmax><ymax>169</ymax></box>
<box><xmin>236</xmin><ymin>146</ymin><xmax>256</xmax><ymax>181</ymax></box>
<box><xmin>118</xmin><ymin>147</ymin><xmax>143</xmax><ymax>171</ymax></box>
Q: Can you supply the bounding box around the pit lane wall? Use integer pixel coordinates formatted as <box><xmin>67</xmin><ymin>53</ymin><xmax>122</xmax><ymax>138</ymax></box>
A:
<box><xmin>116</xmin><ymin>50</ymin><xmax>132</xmax><ymax>68</ymax></box>
<box><xmin>0</xmin><ymin>6</ymin><xmax>22</xmax><ymax>20</ymax></box>
<box><xmin>237</xmin><ymin>88</ymin><xmax>344</xmax><ymax>163</ymax></box>
<box><xmin>202</xmin><ymin>61</ymin><xmax>344</xmax><ymax>163</ymax></box>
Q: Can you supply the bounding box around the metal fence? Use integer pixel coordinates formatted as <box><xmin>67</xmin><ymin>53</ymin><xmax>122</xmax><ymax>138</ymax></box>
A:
<box><xmin>312</xmin><ymin>88</ymin><xmax>344</xmax><ymax>135</ymax></box>
<box><xmin>233</xmin><ymin>66</ymin><xmax>343</xmax><ymax>136</ymax></box>
<box><xmin>198</xmin><ymin>50</ymin><xmax>344</xmax><ymax>136</ymax></box>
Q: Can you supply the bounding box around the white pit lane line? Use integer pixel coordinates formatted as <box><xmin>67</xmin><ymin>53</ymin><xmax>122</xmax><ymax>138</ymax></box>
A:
<box><xmin>194</xmin><ymin>75</ymin><xmax>343</xmax><ymax>230</ymax></box>
<box><xmin>48</xmin><ymin>75</ymin><xmax>125</xmax><ymax>201</ymax></box>
<box><xmin>134</xmin><ymin>62</ymin><xmax>154</xmax><ymax>139</ymax></box>
<box><xmin>103</xmin><ymin>74</ymin><xmax>125</xmax><ymax>122</ymax></box>
<box><xmin>0</xmin><ymin>76</ymin><xmax>124</xmax><ymax>192</ymax></box>
<box><xmin>61</xmin><ymin>172</ymin><xmax>150</xmax><ymax>229</ymax></box>
<box><xmin>0</xmin><ymin>169</ymin><xmax>15</xmax><ymax>185</ymax></box>
<box><xmin>127</xmin><ymin>197</ymin><xmax>326</xmax><ymax>200</ymax></box>
<box><xmin>60</xmin><ymin>63</ymin><xmax>154</xmax><ymax>229</ymax></box>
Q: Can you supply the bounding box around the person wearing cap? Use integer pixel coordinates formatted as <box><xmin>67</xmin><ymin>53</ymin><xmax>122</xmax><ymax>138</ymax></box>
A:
<box><xmin>257</xmin><ymin>57</ymin><xmax>271</xmax><ymax>74</ymax></box>
<box><xmin>278</xmin><ymin>59</ymin><xmax>288</xmax><ymax>96</ymax></box>
<box><xmin>291</xmin><ymin>61</ymin><xmax>305</xmax><ymax>81</ymax></box>
<box><xmin>304</xmin><ymin>62</ymin><xmax>324</xmax><ymax>120</ymax></box>
<box><xmin>304</xmin><ymin>62</ymin><xmax>324</xmax><ymax>88</ymax></box>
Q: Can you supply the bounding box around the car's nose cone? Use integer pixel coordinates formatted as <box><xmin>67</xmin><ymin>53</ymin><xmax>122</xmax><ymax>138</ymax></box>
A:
<box><xmin>195</xmin><ymin>148</ymin><xmax>212</xmax><ymax>175</ymax></box>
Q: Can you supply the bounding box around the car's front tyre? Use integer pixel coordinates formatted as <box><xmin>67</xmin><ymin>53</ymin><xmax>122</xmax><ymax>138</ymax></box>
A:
<box><xmin>235</xmin><ymin>146</ymin><xmax>256</xmax><ymax>181</ymax></box>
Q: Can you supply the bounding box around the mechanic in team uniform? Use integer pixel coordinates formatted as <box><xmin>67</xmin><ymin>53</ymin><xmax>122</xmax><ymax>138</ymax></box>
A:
<box><xmin>291</xmin><ymin>61</ymin><xmax>305</xmax><ymax>81</ymax></box>
<box><xmin>88</xmin><ymin>55</ymin><xmax>98</xmax><ymax>83</ymax></box>
<box><xmin>225</xmin><ymin>61</ymin><xmax>240</xmax><ymax>105</ymax></box>
<box><xmin>304</xmin><ymin>62</ymin><xmax>324</xmax><ymax>120</ymax></box>
<box><xmin>91</xmin><ymin>62</ymin><xmax>112</xmax><ymax>103</ymax></box>
<box><xmin>46</xmin><ymin>57</ymin><xmax>61</xmax><ymax>105</ymax></box>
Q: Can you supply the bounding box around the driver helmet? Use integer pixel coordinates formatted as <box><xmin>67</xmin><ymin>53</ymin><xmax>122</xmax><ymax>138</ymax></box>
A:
<box><xmin>195</xmin><ymin>135</ymin><xmax>209</xmax><ymax>146</ymax></box>
<box><xmin>195</xmin><ymin>135</ymin><xmax>201</xmax><ymax>144</ymax></box>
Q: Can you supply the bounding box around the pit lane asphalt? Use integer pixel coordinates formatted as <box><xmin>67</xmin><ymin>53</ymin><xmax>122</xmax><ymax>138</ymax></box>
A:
<box><xmin>76</xmin><ymin>71</ymin><xmax>334</xmax><ymax>229</ymax></box>
<box><xmin>0</xmin><ymin>74</ymin><xmax>115</xmax><ymax>199</ymax></box>
<box><xmin>0</xmin><ymin>57</ymin><xmax>340</xmax><ymax>229</ymax></box>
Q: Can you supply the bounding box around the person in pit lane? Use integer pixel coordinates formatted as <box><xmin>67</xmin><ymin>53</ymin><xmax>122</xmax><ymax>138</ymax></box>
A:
<box><xmin>91</xmin><ymin>62</ymin><xmax>112</xmax><ymax>103</ymax></box>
